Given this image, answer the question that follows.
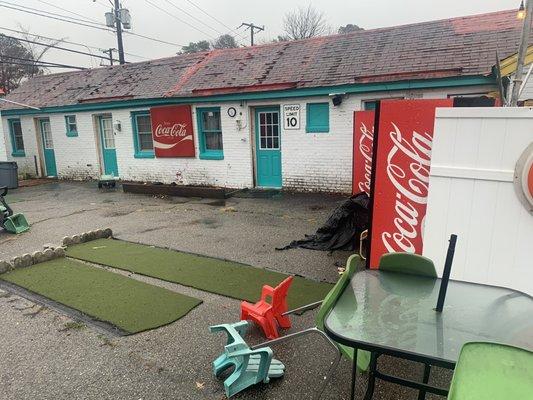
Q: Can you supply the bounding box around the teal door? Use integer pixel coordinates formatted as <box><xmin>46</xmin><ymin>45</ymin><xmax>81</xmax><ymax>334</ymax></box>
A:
<box><xmin>255</xmin><ymin>107</ymin><xmax>282</xmax><ymax>188</ymax></box>
<box><xmin>39</xmin><ymin>119</ymin><xmax>57</xmax><ymax>177</ymax></box>
<box><xmin>98</xmin><ymin>116</ymin><xmax>118</xmax><ymax>176</ymax></box>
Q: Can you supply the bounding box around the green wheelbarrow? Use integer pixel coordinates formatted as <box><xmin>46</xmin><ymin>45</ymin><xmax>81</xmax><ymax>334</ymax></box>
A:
<box><xmin>0</xmin><ymin>186</ymin><xmax>29</xmax><ymax>234</ymax></box>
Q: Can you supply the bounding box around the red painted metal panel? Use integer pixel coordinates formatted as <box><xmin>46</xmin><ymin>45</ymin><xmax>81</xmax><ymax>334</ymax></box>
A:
<box><xmin>368</xmin><ymin>99</ymin><xmax>453</xmax><ymax>269</ymax></box>
<box><xmin>150</xmin><ymin>105</ymin><xmax>195</xmax><ymax>158</ymax></box>
<box><xmin>353</xmin><ymin>110</ymin><xmax>375</xmax><ymax>195</ymax></box>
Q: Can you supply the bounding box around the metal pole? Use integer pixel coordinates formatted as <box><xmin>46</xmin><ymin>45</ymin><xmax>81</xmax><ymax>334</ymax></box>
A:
<box><xmin>435</xmin><ymin>234</ymin><xmax>457</xmax><ymax>313</ymax></box>
<box><xmin>114</xmin><ymin>0</ymin><xmax>125</xmax><ymax>64</ymax></box>
<box><xmin>511</xmin><ymin>0</ymin><xmax>533</xmax><ymax>106</ymax></box>
<box><xmin>250</xmin><ymin>25</ymin><xmax>254</xmax><ymax>46</ymax></box>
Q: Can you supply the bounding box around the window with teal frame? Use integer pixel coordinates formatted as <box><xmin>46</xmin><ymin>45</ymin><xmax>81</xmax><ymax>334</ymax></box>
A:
<box><xmin>8</xmin><ymin>118</ymin><xmax>25</xmax><ymax>157</ymax></box>
<box><xmin>196</xmin><ymin>107</ymin><xmax>223</xmax><ymax>160</ymax></box>
<box><xmin>131</xmin><ymin>111</ymin><xmax>154</xmax><ymax>158</ymax></box>
<box><xmin>306</xmin><ymin>102</ymin><xmax>329</xmax><ymax>133</ymax></box>
<box><xmin>65</xmin><ymin>115</ymin><xmax>78</xmax><ymax>137</ymax></box>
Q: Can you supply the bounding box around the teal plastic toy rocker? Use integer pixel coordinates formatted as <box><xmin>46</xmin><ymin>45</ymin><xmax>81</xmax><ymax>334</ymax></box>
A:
<box><xmin>210</xmin><ymin>321</ymin><xmax>285</xmax><ymax>398</ymax></box>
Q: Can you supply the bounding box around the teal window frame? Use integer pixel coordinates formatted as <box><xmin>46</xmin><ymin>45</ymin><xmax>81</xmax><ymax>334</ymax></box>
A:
<box><xmin>306</xmin><ymin>102</ymin><xmax>329</xmax><ymax>133</ymax></box>
<box><xmin>131</xmin><ymin>111</ymin><xmax>155</xmax><ymax>158</ymax></box>
<box><xmin>8</xmin><ymin>118</ymin><xmax>25</xmax><ymax>157</ymax></box>
<box><xmin>196</xmin><ymin>107</ymin><xmax>223</xmax><ymax>160</ymax></box>
<box><xmin>363</xmin><ymin>101</ymin><xmax>377</xmax><ymax>111</ymax></box>
<box><xmin>65</xmin><ymin>115</ymin><xmax>78</xmax><ymax>137</ymax></box>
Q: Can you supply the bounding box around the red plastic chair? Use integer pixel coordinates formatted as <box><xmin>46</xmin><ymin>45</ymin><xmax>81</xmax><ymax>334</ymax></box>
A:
<box><xmin>240</xmin><ymin>276</ymin><xmax>294</xmax><ymax>339</ymax></box>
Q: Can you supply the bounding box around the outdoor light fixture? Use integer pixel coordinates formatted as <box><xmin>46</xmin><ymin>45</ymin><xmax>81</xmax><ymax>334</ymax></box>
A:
<box><xmin>331</xmin><ymin>94</ymin><xmax>344</xmax><ymax>106</ymax></box>
<box><xmin>113</xmin><ymin>120</ymin><xmax>122</xmax><ymax>132</ymax></box>
<box><xmin>518</xmin><ymin>1</ymin><xmax>526</xmax><ymax>20</ymax></box>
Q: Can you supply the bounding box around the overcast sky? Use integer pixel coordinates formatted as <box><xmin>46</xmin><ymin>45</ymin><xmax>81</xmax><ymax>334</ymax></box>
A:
<box><xmin>0</xmin><ymin>0</ymin><xmax>522</xmax><ymax>71</ymax></box>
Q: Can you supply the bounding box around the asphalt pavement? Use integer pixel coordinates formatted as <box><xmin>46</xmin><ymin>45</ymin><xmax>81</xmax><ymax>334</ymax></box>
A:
<box><xmin>0</xmin><ymin>181</ymin><xmax>452</xmax><ymax>399</ymax></box>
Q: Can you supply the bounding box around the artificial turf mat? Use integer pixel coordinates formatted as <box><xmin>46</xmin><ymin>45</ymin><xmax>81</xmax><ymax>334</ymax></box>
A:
<box><xmin>0</xmin><ymin>258</ymin><xmax>202</xmax><ymax>334</ymax></box>
<box><xmin>66</xmin><ymin>238</ymin><xmax>333</xmax><ymax>310</ymax></box>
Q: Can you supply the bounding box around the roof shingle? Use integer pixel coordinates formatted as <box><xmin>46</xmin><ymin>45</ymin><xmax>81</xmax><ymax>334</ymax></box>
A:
<box><xmin>1</xmin><ymin>9</ymin><xmax>529</xmax><ymax>110</ymax></box>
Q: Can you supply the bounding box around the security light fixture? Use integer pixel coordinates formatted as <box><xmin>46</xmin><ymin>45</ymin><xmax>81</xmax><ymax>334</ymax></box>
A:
<box><xmin>331</xmin><ymin>94</ymin><xmax>344</xmax><ymax>106</ymax></box>
<box><xmin>518</xmin><ymin>1</ymin><xmax>526</xmax><ymax>20</ymax></box>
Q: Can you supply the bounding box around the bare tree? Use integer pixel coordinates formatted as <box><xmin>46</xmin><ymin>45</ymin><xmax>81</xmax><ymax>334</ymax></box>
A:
<box><xmin>282</xmin><ymin>5</ymin><xmax>330</xmax><ymax>40</ymax></box>
<box><xmin>0</xmin><ymin>35</ymin><xmax>39</xmax><ymax>93</ymax></box>
<box><xmin>17</xmin><ymin>25</ymin><xmax>65</xmax><ymax>77</ymax></box>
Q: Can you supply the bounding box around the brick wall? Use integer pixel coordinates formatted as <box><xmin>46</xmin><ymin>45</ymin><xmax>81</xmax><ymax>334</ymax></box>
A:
<box><xmin>0</xmin><ymin>84</ymin><xmax>494</xmax><ymax>192</ymax></box>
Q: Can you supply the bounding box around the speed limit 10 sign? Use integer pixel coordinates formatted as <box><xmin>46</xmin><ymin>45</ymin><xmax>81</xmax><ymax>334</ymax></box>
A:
<box><xmin>283</xmin><ymin>104</ymin><xmax>300</xmax><ymax>130</ymax></box>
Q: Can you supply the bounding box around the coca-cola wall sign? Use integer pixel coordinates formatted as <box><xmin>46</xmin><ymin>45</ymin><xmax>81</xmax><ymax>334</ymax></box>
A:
<box><xmin>353</xmin><ymin>111</ymin><xmax>375</xmax><ymax>195</ymax></box>
<box><xmin>150</xmin><ymin>105</ymin><xmax>195</xmax><ymax>157</ymax></box>
<box><xmin>368</xmin><ymin>99</ymin><xmax>453</xmax><ymax>269</ymax></box>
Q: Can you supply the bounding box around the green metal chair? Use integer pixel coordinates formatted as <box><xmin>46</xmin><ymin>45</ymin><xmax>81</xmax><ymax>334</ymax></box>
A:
<box><xmin>251</xmin><ymin>254</ymin><xmax>371</xmax><ymax>399</ymax></box>
<box><xmin>448</xmin><ymin>342</ymin><xmax>533</xmax><ymax>400</ymax></box>
<box><xmin>378</xmin><ymin>252</ymin><xmax>437</xmax><ymax>277</ymax></box>
<box><xmin>377</xmin><ymin>252</ymin><xmax>437</xmax><ymax>400</ymax></box>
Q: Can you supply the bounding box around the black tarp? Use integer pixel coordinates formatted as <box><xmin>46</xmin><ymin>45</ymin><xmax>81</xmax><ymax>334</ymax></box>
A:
<box><xmin>277</xmin><ymin>192</ymin><xmax>370</xmax><ymax>251</ymax></box>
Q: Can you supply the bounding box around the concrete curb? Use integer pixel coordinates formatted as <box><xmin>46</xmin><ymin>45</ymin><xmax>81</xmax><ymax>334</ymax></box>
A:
<box><xmin>0</xmin><ymin>228</ymin><xmax>113</xmax><ymax>273</ymax></box>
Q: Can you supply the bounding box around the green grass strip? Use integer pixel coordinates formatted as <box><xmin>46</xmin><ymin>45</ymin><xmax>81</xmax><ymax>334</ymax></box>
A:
<box><xmin>0</xmin><ymin>258</ymin><xmax>202</xmax><ymax>334</ymax></box>
<box><xmin>66</xmin><ymin>239</ymin><xmax>333</xmax><ymax>310</ymax></box>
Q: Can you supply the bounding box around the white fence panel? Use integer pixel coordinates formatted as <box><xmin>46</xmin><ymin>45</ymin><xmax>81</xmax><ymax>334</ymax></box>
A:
<box><xmin>424</xmin><ymin>107</ymin><xmax>533</xmax><ymax>295</ymax></box>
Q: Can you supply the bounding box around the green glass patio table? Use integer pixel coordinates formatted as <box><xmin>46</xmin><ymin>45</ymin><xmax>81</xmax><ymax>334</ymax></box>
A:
<box><xmin>324</xmin><ymin>269</ymin><xmax>533</xmax><ymax>399</ymax></box>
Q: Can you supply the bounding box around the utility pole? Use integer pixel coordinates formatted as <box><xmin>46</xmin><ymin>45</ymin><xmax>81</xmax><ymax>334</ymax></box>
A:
<box><xmin>114</xmin><ymin>0</ymin><xmax>125</xmax><ymax>64</ymax></box>
<box><xmin>511</xmin><ymin>0</ymin><xmax>533</xmax><ymax>106</ymax></box>
<box><xmin>102</xmin><ymin>48</ymin><xmax>116</xmax><ymax>65</ymax></box>
<box><xmin>239</xmin><ymin>22</ymin><xmax>264</xmax><ymax>46</ymax></box>
<box><xmin>103</xmin><ymin>1</ymin><xmax>131</xmax><ymax>64</ymax></box>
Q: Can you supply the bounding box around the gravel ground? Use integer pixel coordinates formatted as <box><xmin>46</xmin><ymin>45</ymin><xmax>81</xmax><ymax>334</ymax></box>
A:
<box><xmin>0</xmin><ymin>181</ymin><xmax>452</xmax><ymax>399</ymax></box>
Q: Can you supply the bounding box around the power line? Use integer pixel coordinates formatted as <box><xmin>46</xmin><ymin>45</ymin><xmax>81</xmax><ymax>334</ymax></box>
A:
<box><xmin>0</xmin><ymin>3</ymin><xmax>113</xmax><ymax>31</ymax></box>
<box><xmin>0</xmin><ymin>60</ymin><xmax>83</xmax><ymax>70</ymax></box>
<box><xmin>160</xmin><ymin>0</ymin><xmax>224</xmax><ymax>36</ymax></box>
<box><xmin>35</xmin><ymin>0</ymin><xmax>102</xmax><ymax>24</ymax></box>
<box><xmin>0</xmin><ymin>2</ymin><xmax>184</xmax><ymax>48</ymax></box>
<box><xmin>142</xmin><ymin>0</ymin><xmax>216</xmax><ymax>40</ymax></box>
<box><xmin>182</xmin><ymin>0</ymin><xmax>248</xmax><ymax>41</ymax></box>
<box><xmin>0</xmin><ymin>55</ymin><xmax>86</xmax><ymax>70</ymax></box>
<box><xmin>0</xmin><ymin>33</ymin><xmax>121</xmax><ymax>63</ymax></box>
<box><xmin>0</xmin><ymin>26</ymin><xmax>148</xmax><ymax>59</ymax></box>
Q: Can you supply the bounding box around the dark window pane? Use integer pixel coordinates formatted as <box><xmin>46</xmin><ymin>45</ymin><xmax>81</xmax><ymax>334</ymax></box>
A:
<box><xmin>136</xmin><ymin>115</ymin><xmax>152</xmax><ymax>134</ymax></box>
<box><xmin>202</xmin><ymin>111</ymin><xmax>221</xmax><ymax>131</ymax></box>
<box><xmin>260</xmin><ymin>113</ymin><xmax>265</xmax><ymax>124</ymax></box>
<box><xmin>139</xmin><ymin>133</ymin><xmax>153</xmax><ymax>150</ymax></box>
<box><xmin>261</xmin><ymin>138</ymin><xmax>266</xmax><ymax>148</ymax></box>
<box><xmin>260</xmin><ymin>125</ymin><xmax>266</xmax><ymax>137</ymax></box>
<box><xmin>272</xmin><ymin>125</ymin><xmax>279</xmax><ymax>137</ymax></box>
<box><xmin>267</xmin><ymin>137</ymin><xmax>273</xmax><ymax>148</ymax></box>
<box><xmin>267</xmin><ymin>125</ymin><xmax>272</xmax><ymax>137</ymax></box>
<box><xmin>266</xmin><ymin>113</ymin><xmax>272</xmax><ymax>124</ymax></box>
<box><xmin>273</xmin><ymin>138</ymin><xmax>279</xmax><ymax>148</ymax></box>
<box><xmin>272</xmin><ymin>112</ymin><xmax>278</xmax><ymax>124</ymax></box>
<box><xmin>205</xmin><ymin>132</ymin><xmax>223</xmax><ymax>150</ymax></box>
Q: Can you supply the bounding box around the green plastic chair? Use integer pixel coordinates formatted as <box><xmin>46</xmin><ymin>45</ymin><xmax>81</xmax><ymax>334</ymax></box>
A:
<box><xmin>378</xmin><ymin>252</ymin><xmax>437</xmax><ymax>277</ymax></box>
<box><xmin>448</xmin><ymin>342</ymin><xmax>533</xmax><ymax>400</ymax></box>
<box><xmin>210</xmin><ymin>320</ymin><xmax>285</xmax><ymax>398</ymax></box>
<box><xmin>250</xmin><ymin>254</ymin><xmax>371</xmax><ymax>399</ymax></box>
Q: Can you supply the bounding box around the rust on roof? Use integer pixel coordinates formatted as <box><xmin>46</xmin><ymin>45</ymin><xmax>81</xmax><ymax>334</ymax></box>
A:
<box><xmin>1</xmin><ymin>9</ymin><xmax>530</xmax><ymax>111</ymax></box>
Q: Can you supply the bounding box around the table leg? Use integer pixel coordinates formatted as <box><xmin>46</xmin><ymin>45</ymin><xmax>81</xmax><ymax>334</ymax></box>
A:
<box><xmin>350</xmin><ymin>348</ymin><xmax>358</xmax><ymax>400</ymax></box>
<box><xmin>363</xmin><ymin>352</ymin><xmax>378</xmax><ymax>400</ymax></box>
<box><xmin>417</xmin><ymin>363</ymin><xmax>431</xmax><ymax>400</ymax></box>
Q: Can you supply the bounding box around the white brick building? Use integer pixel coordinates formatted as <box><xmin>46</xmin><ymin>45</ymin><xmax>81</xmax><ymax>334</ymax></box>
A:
<box><xmin>0</xmin><ymin>10</ymin><xmax>526</xmax><ymax>193</ymax></box>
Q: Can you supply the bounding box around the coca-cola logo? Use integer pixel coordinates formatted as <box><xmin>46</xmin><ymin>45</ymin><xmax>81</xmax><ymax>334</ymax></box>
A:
<box><xmin>357</xmin><ymin>122</ymin><xmax>374</xmax><ymax>194</ymax></box>
<box><xmin>154</xmin><ymin>123</ymin><xmax>188</xmax><ymax>137</ymax></box>
<box><xmin>381</xmin><ymin>122</ymin><xmax>432</xmax><ymax>253</ymax></box>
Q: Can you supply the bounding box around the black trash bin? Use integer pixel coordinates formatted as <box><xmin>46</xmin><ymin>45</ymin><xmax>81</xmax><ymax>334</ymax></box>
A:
<box><xmin>0</xmin><ymin>162</ymin><xmax>18</xmax><ymax>189</ymax></box>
